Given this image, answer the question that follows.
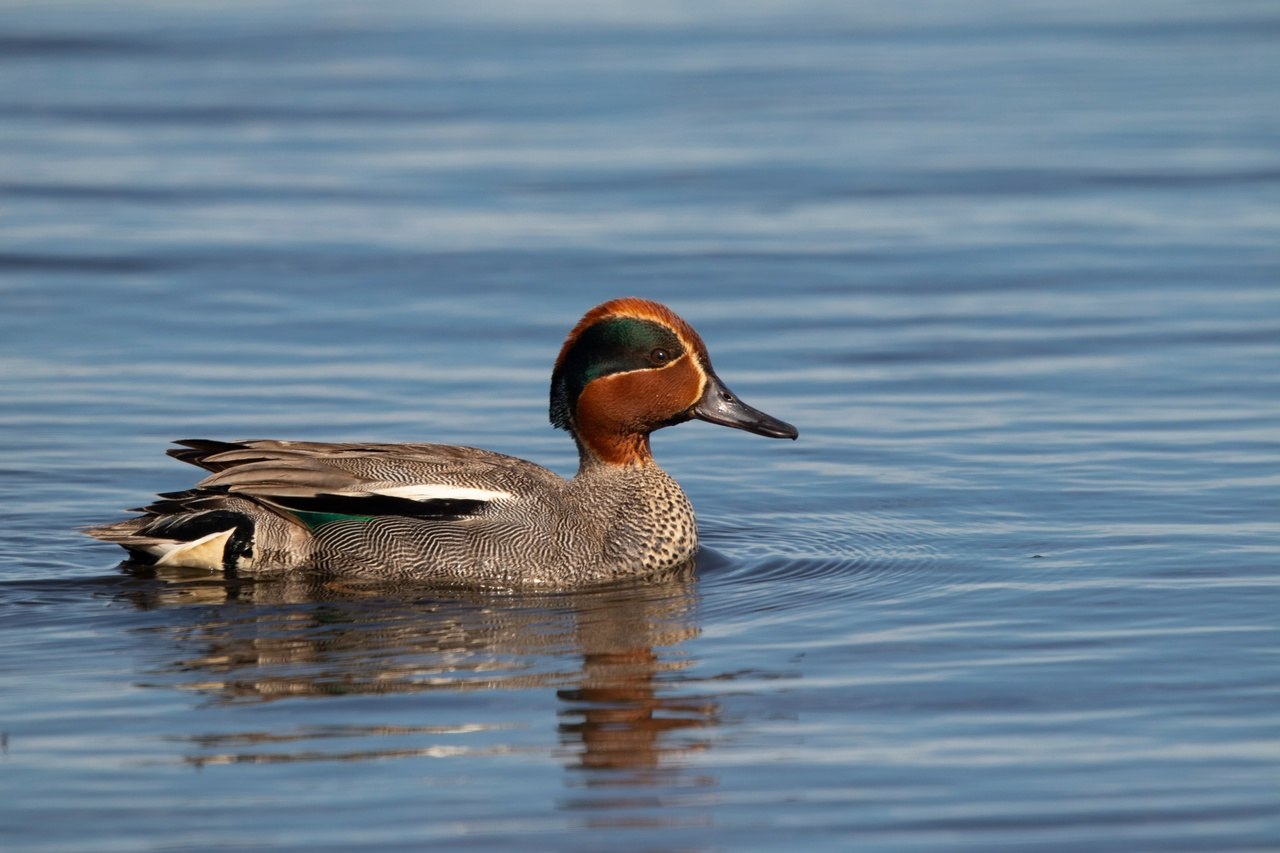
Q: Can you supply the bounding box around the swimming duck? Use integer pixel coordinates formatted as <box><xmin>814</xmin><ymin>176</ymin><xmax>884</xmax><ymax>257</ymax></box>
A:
<box><xmin>88</xmin><ymin>298</ymin><xmax>798</xmax><ymax>587</ymax></box>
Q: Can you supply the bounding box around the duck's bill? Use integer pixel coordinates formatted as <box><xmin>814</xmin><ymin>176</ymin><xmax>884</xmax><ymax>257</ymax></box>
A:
<box><xmin>690</xmin><ymin>375</ymin><xmax>798</xmax><ymax>440</ymax></box>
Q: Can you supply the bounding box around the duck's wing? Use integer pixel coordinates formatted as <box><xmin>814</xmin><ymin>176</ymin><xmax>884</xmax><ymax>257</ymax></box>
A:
<box><xmin>87</xmin><ymin>439</ymin><xmax>566</xmax><ymax>569</ymax></box>
<box><xmin>170</xmin><ymin>438</ymin><xmax>563</xmax><ymax>518</ymax></box>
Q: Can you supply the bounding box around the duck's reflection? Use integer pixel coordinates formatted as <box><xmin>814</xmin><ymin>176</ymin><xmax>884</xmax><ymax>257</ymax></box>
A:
<box><xmin>118</xmin><ymin>563</ymin><xmax>717</xmax><ymax>787</ymax></box>
<box><xmin>557</xmin><ymin>623</ymin><xmax>716</xmax><ymax>780</ymax></box>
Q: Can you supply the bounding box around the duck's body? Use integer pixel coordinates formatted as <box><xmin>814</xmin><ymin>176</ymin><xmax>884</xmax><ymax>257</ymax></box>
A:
<box><xmin>88</xmin><ymin>298</ymin><xmax>797</xmax><ymax>588</ymax></box>
<box><xmin>112</xmin><ymin>438</ymin><xmax>698</xmax><ymax>587</ymax></box>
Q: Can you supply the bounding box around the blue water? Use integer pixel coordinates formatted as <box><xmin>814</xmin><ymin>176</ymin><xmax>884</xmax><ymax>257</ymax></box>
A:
<box><xmin>2</xmin><ymin>1</ymin><xmax>1278</xmax><ymax>850</ymax></box>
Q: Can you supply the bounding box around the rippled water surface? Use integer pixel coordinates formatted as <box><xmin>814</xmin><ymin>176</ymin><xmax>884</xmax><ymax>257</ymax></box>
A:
<box><xmin>2</xmin><ymin>1</ymin><xmax>1278</xmax><ymax>849</ymax></box>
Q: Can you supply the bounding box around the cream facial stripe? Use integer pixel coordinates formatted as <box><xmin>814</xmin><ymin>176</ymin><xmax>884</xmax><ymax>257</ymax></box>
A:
<box><xmin>684</xmin><ymin>350</ymin><xmax>709</xmax><ymax>398</ymax></box>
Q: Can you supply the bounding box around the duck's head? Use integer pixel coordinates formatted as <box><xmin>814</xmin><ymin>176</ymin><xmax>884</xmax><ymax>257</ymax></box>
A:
<box><xmin>550</xmin><ymin>298</ymin><xmax>798</xmax><ymax>465</ymax></box>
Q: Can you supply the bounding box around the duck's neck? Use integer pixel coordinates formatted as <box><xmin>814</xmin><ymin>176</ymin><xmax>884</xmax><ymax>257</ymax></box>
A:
<box><xmin>574</xmin><ymin>430</ymin><xmax>654</xmax><ymax>474</ymax></box>
<box><xmin>576</xmin><ymin>427</ymin><xmax>655</xmax><ymax>468</ymax></box>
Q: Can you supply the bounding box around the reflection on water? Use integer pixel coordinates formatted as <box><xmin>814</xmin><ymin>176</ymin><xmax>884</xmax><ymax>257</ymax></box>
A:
<box><xmin>118</xmin><ymin>564</ymin><xmax>714</xmax><ymax>783</ymax></box>
<box><xmin>178</xmin><ymin>724</ymin><xmax>516</xmax><ymax>766</ymax></box>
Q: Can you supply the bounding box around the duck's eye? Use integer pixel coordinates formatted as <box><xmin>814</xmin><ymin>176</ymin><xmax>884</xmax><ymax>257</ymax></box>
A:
<box><xmin>650</xmin><ymin>348</ymin><xmax>671</xmax><ymax>366</ymax></box>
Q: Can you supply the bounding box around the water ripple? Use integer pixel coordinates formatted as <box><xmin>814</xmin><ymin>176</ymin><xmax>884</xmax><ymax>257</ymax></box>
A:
<box><xmin>698</xmin><ymin>510</ymin><xmax>959</xmax><ymax>617</ymax></box>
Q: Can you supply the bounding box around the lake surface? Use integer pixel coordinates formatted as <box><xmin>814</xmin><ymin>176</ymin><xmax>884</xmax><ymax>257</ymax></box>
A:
<box><xmin>2</xmin><ymin>1</ymin><xmax>1278</xmax><ymax>849</ymax></box>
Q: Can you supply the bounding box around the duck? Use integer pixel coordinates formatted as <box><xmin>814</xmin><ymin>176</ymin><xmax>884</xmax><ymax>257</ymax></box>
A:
<box><xmin>87</xmin><ymin>298</ymin><xmax>798</xmax><ymax>588</ymax></box>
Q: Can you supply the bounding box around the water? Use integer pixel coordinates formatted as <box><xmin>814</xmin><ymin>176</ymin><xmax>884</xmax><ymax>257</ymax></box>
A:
<box><xmin>2</xmin><ymin>1</ymin><xmax>1278</xmax><ymax>849</ymax></box>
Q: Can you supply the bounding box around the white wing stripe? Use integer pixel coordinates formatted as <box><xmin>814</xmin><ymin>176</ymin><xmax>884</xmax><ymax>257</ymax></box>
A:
<box><xmin>365</xmin><ymin>484</ymin><xmax>512</xmax><ymax>502</ymax></box>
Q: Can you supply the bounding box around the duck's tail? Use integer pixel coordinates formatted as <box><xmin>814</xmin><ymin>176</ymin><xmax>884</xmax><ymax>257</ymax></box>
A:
<box><xmin>86</xmin><ymin>497</ymin><xmax>256</xmax><ymax>572</ymax></box>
